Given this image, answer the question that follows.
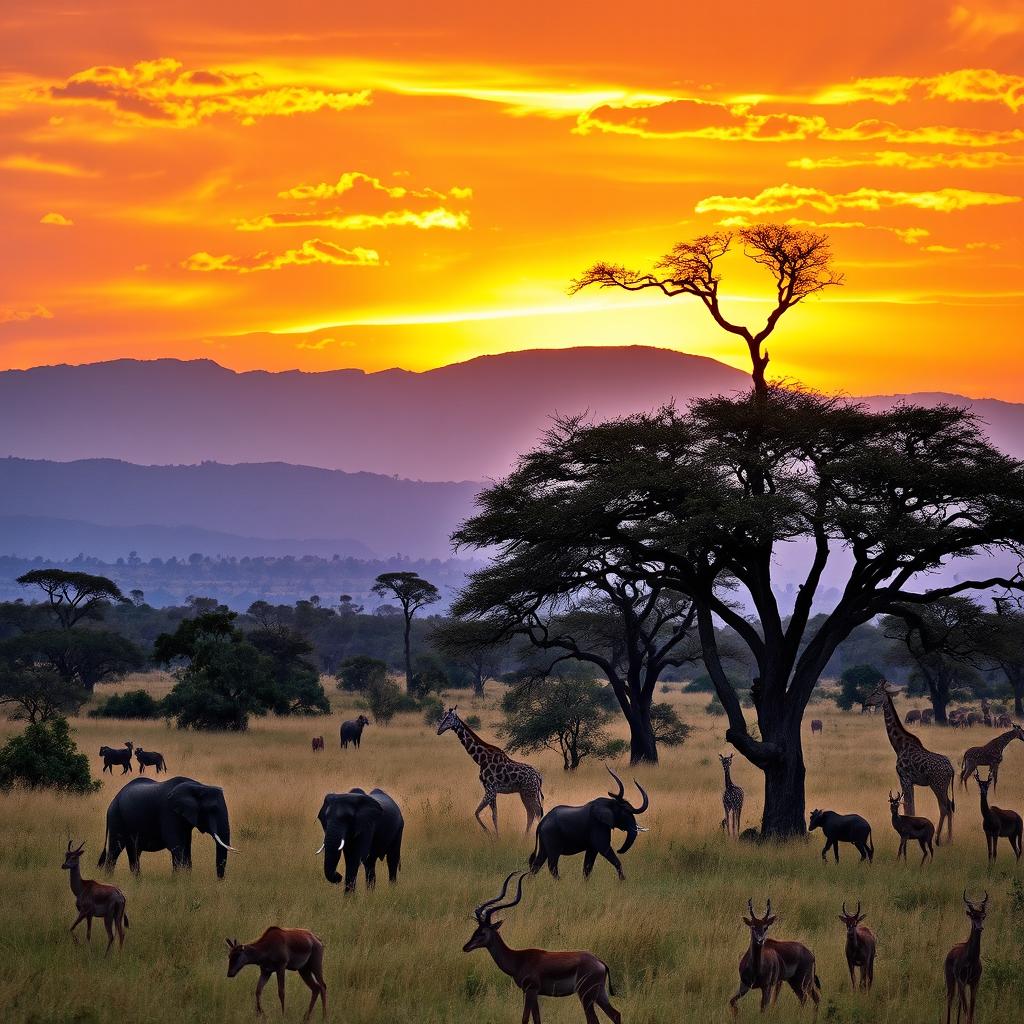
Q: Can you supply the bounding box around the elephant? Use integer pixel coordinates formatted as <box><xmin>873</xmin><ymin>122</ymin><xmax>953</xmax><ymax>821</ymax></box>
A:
<box><xmin>316</xmin><ymin>787</ymin><xmax>403</xmax><ymax>893</ymax></box>
<box><xmin>340</xmin><ymin>715</ymin><xmax>370</xmax><ymax>749</ymax></box>
<box><xmin>98</xmin><ymin>776</ymin><xmax>237</xmax><ymax>879</ymax></box>
<box><xmin>529</xmin><ymin>768</ymin><xmax>649</xmax><ymax>880</ymax></box>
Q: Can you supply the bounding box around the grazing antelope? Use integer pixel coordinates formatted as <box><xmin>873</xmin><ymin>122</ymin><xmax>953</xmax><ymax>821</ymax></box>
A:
<box><xmin>944</xmin><ymin>892</ymin><xmax>987</xmax><ymax>1024</ymax></box>
<box><xmin>888</xmin><ymin>791</ymin><xmax>935</xmax><ymax>865</ymax></box>
<box><xmin>810</xmin><ymin>720</ymin><xmax>823</xmax><ymax>735</ymax></box>
<box><xmin>838</xmin><ymin>902</ymin><xmax>876</xmax><ymax>992</ymax></box>
<box><xmin>463</xmin><ymin>872</ymin><xmax>621</xmax><ymax>1024</ymax></box>
<box><xmin>730</xmin><ymin>899</ymin><xmax>821</xmax><ymax>1017</ymax></box>
<box><xmin>61</xmin><ymin>840</ymin><xmax>128</xmax><ymax>955</ymax></box>
<box><xmin>720</xmin><ymin>754</ymin><xmax>744</xmax><ymax>838</ymax></box>
<box><xmin>226</xmin><ymin>928</ymin><xmax>327</xmax><ymax>1021</ymax></box>
<box><xmin>974</xmin><ymin>770</ymin><xmax>1023</xmax><ymax>862</ymax></box>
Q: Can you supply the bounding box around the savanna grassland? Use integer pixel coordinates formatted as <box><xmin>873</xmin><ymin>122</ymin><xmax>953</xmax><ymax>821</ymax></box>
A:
<box><xmin>2</xmin><ymin>677</ymin><xmax>1023</xmax><ymax>1024</ymax></box>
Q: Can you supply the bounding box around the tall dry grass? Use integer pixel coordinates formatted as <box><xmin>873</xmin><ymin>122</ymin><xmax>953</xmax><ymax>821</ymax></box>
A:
<box><xmin>1</xmin><ymin>678</ymin><xmax>1022</xmax><ymax>1023</ymax></box>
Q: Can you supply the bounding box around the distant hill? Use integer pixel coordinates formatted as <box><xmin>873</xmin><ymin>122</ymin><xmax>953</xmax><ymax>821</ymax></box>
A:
<box><xmin>0</xmin><ymin>459</ymin><xmax>480</xmax><ymax>560</ymax></box>
<box><xmin>1</xmin><ymin>348</ymin><xmax>1020</xmax><ymax>480</ymax></box>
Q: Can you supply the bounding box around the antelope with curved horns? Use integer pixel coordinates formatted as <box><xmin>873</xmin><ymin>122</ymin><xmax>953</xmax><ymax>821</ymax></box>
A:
<box><xmin>944</xmin><ymin>891</ymin><xmax>988</xmax><ymax>1024</ymax></box>
<box><xmin>463</xmin><ymin>872</ymin><xmax>622</xmax><ymax>1023</ymax></box>
<box><xmin>730</xmin><ymin>898</ymin><xmax>821</xmax><ymax>1017</ymax></box>
<box><xmin>838</xmin><ymin>902</ymin><xmax>876</xmax><ymax>992</ymax></box>
<box><xmin>61</xmin><ymin>840</ymin><xmax>129</xmax><ymax>955</ymax></box>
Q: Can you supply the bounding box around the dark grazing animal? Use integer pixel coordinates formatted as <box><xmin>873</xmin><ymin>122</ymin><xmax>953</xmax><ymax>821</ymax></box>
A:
<box><xmin>311</xmin><ymin>736</ymin><xmax>324</xmax><ymax>752</ymax></box>
<box><xmin>994</xmin><ymin>713</ymin><xmax>1012</xmax><ymax>729</ymax></box>
<box><xmin>62</xmin><ymin>841</ymin><xmax>128</xmax><ymax>955</ymax></box>
<box><xmin>888</xmin><ymin>790</ymin><xmax>935</xmax><ymax>865</ymax></box>
<box><xmin>339</xmin><ymin>715</ymin><xmax>370</xmax><ymax>749</ymax></box>
<box><xmin>944</xmin><ymin>892</ymin><xmax>987</xmax><ymax>1024</ymax></box>
<box><xmin>99</xmin><ymin>741</ymin><xmax>134</xmax><ymax>774</ymax></box>
<box><xmin>921</xmin><ymin>709</ymin><xmax>934</xmax><ymax>725</ymax></box>
<box><xmin>529</xmin><ymin>768</ymin><xmax>649</xmax><ymax>880</ymax></box>
<box><xmin>905</xmin><ymin>709</ymin><xmax>922</xmax><ymax>725</ymax></box>
<box><xmin>729</xmin><ymin>898</ymin><xmax>820</xmax><ymax>1016</ymax></box>
<box><xmin>808</xmin><ymin>809</ymin><xmax>874</xmax><ymax>863</ymax></box>
<box><xmin>974</xmin><ymin>770</ymin><xmax>1022</xmax><ymax>862</ymax></box>
<box><xmin>810</xmin><ymin>719</ymin><xmax>823</xmax><ymax>735</ymax></box>
<box><xmin>134</xmin><ymin>746</ymin><xmax>166</xmax><ymax>774</ymax></box>
<box><xmin>838</xmin><ymin>902</ymin><xmax>876</xmax><ymax>992</ymax></box>
<box><xmin>226</xmin><ymin>928</ymin><xmax>327</xmax><ymax>1021</ymax></box>
<box><xmin>316</xmin><ymin>787</ymin><xmax>403</xmax><ymax>893</ymax></box>
<box><xmin>463</xmin><ymin>872</ymin><xmax>621</xmax><ymax>1024</ymax></box>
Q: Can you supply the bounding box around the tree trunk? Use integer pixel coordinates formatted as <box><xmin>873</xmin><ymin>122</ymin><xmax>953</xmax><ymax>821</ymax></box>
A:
<box><xmin>759</xmin><ymin>716</ymin><xmax>806</xmax><ymax>839</ymax></box>
<box><xmin>626</xmin><ymin>704</ymin><xmax>659</xmax><ymax>766</ymax></box>
<box><xmin>403</xmin><ymin>613</ymin><xmax>412</xmax><ymax>693</ymax></box>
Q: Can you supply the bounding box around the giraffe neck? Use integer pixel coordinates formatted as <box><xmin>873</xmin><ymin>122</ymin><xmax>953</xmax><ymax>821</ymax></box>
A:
<box><xmin>990</xmin><ymin>730</ymin><xmax>1018</xmax><ymax>754</ymax></box>
<box><xmin>880</xmin><ymin>694</ymin><xmax>919</xmax><ymax>754</ymax></box>
<box><xmin>450</xmin><ymin>716</ymin><xmax>497</xmax><ymax>766</ymax></box>
<box><xmin>723</xmin><ymin>764</ymin><xmax>734</xmax><ymax>788</ymax></box>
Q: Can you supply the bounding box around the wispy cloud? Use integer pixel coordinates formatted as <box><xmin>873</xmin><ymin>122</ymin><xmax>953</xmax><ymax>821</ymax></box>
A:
<box><xmin>0</xmin><ymin>303</ymin><xmax>53</xmax><ymax>325</ymax></box>
<box><xmin>235</xmin><ymin>207</ymin><xmax>469</xmax><ymax>232</ymax></box>
<box><xmin>788</xmin><ymin>150</ymin><xmax>1024</xmax><ymax>171</ymax></box>
<box><xmin>181</xmin><ymin>239</ymin><xmax>380</xmax><ymax>273</ymax></box>
<box><xmin>40</xmin><ymin>211</ymin><xmax>74</xmax><ymax>226</ymax></box>
<box><xmin>0</xmin><ymin>153</ymin><xmax>97</xmax><ymax>177</ymax></box>
<box><xmin>277</xmin><ymin>170</ymin><xmax>471</xmax><ymax>202</ymax></box>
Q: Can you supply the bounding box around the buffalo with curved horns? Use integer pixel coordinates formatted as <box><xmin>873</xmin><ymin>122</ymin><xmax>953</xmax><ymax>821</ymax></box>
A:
<box><xmin>529</xmin><ymin>768</ymin><xmax>649</xmax><ymax>880</ymax></box>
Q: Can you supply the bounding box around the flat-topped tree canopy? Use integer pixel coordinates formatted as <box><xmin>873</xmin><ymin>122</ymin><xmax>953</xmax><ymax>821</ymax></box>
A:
<box><xmin>16</xmin><ymin>568</ymin><xmax>125</xmax><ymax>629</ymax></box>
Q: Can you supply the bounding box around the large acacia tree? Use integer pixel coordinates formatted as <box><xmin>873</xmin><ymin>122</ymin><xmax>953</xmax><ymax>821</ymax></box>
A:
<box><xmin>371</xmin><ymin>571</ymin><xmax>440</xmax><ymax>691</ymax></box>
<box><xmin>571</xmin><ymin>225</ymin><xmax>842</xmax><ymax>394</ymax></box>
<box><xmin>455</xmin><ymin>387</ymin><xmax>1024</xmax><ymax>837</ymax></box>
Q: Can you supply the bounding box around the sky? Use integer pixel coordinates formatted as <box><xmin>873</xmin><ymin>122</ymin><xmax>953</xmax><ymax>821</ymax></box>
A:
<box><xmin>0</xmin><ymin>0</ymin><xmax>1022</xmax><ymax>398</ymax></box>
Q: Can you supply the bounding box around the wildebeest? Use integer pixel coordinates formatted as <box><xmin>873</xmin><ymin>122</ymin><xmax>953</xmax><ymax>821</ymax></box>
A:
<box><xmin>134</xmin><ymin>746</ymin><xmax>166</xmax><ymax>774</ymax></box>
<box><xmin>808</xmin><ymin>809</ymin><xmax>874</xmax><ymax>863</ymax></box>
<box><xmin>905</xmin><ymin>709</ymin><xmax>922</xmax><ymax>726</ymax></box>
<box><xmin>529</xmin><ymin>768</ymin><xmax>649</xmax><ymax>880</ymax></box>
<box><xmin>99</xmin><ymin>741</ymin><xmax>134</xmax><ymax>774</ymax></box>
<box><xmin>340</xmin><ymin>715</ymin><xmax>370</xmax><ymax>749</ymax></box>
<box><xmin>921</xmin><ymin>709</ymin><xmax>934</xmax><ymax>725</ymax></box>
<box><xmin>810</xmin><ymin>720</ymin><xmax>823</xmax><ymax>735</ymax></box>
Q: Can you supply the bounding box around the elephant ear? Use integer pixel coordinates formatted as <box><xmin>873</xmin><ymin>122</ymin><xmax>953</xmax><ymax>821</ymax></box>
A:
<box><xmin>353</xmin><ymin>796</ymin><xmax>384</xmax><ymax>837</ymax></box>
<box><xmin>591</xmin><ymin>803</ymin><xmax>615</xmax><ymax>829</ymax></box>
<box><xmin>317</xmin><ymin>795</ymin><xmax>340</xmax><ymax>828</ymax></box>
<box><xmin>168</xmin><ymin>783</ymin><xmax>201</xmax><ymax>827</ymax></box>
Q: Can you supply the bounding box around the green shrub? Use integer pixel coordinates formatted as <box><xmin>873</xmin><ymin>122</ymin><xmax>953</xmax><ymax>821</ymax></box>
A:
<box><xmin>0</xmin><ymin>717</ymin><xmax>99</xmax><ymax>793</ymax></box>
<box><xmin>465</xmin><ymin>714</ymin><xmax>482</xmax><ymax>729</ymax></box>
<box><xmin>90</xmin><ymin>689</ymin><xmax>164</xmax><ymax>719</ymax></box>
<box><xmin>705</xmin><ymin>695</ymin><xmax>726</xmax><ymax>716</ymax></box>
<box><xmin>335</xmin><ymin>655</ymin><xmax>388</xmax><ymax>693</ymax></box>
<box><xmin>421</xmin><ymin>694</ymin><xmax>444</xmax><ymax>726</ymax></box>
<box><xmin>362</xmin><ymin>675</ymin><xmax>404</xmax><ymax>725</ymax></box>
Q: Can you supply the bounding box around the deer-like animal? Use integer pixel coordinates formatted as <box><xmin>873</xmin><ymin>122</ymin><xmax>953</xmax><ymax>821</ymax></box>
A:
<box><xmin>838</xmin><ymin>902</ymin><xmax>875</xmax><ymax>992</ymax></box>
<box><xmin>973</xmin><ymin>770</ymin><xmax>1023</xmax><ymax>862</ymax></box>
<box><xmin>944</xmin><ymin>892</ymin><xmax>987</xmax><ymax>1024</ymax></box>
<box><xmin>311</xmin><ymin>736</ymin><xmax>324</xmax><ymax>752</ymax></box>
<box><xmin>729</xmin><ymin>899</ymin><xmax>821</xmax><ymax>1016</ymax></box>
<box><xmin>463</xmin><ymin>872</ymin><xmax>621</xmax><ymax>1024</ymax></box>
<box><xmin>61</xmin><ymin>840</ymin><xmax>128</xmax><ymax>955</ymax></box>
<box><xmin>810</xmin><ymin>720</ymin><xmax>823</xmax><ymax>735</ymax></box>
<box><xmin>99</xmin><ymin>741</ymin><xmax>134</xmax><ymax>774</ymax></box>
<box><xmin>888</xmin><ymin>791</ymin><xmax>934</xmax><ymax>864</ymax></box>
<box><xmin>226</xmin><ymin>928</ymin><xmax>327</xmax><ymax>1021</ymax></box>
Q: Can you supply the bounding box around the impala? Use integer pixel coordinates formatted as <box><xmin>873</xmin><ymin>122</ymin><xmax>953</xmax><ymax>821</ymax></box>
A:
<box><xmin>226</xmin><ymin>927</ymin><xmax>327</xmax><ymax>1021</ymax></box>
<box><xmin>463</xmin><ymin>872</ymin><xmax>621</xmax><ymax>1023</ymax></box>
<box><xmin>944</xmin><ymin>892</ymin><xmax>987</xmax><ymax>1024</ymax></box>
<box><xmin>61</xmin><ymin>840</ymin><xmax>129</xmax><ymax>955</ymax></box>
<box><xmin>838</xmin><ymin>902</ymin><xmax>876</xmax><ymax>992</ymax></box>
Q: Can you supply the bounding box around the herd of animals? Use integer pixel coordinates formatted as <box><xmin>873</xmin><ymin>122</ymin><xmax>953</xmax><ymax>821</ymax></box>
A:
<box><xmin>54</xmin><ymin>681</ymin><xmax>1023</xmax><ymax>1023</ymax></box>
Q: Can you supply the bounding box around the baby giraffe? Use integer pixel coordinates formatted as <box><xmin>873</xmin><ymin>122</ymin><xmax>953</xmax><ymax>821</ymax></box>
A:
<box><xmin>226</xmin><ymin>928</ymin><xmax>327</xmax><ymax>1021</ymax></box>
<box><xmin>62</xmin><ymin>840</ymin><xmax>128</xmax><ymax>954</ymax></box>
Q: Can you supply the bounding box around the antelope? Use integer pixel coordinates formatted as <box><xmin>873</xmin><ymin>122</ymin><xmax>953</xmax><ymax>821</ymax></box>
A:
<box><xmin>226</xmin><ymin>928</ymin><xmax>327</xmax><ymax>1021</ymax></box>
<box><xmin>974</xmin><ymin>770</ymin><xmax>1023</xmax><ymax>862</ymax></box>
<box><xmin>838</xmin><ymin>902</ymin><xmax>875</xmax><ymax>992</ymax></box>
<box><xmin>311</xmin><ymin>736</ymin><xmax>324</xmax><ymax>752</ymax></box>
<box><xmin>944</xmin><ymin>892</ymin><xmax>987</xmax><ymax>1024</ymax></box>
<box><xmin>888</xmin><ymin>791</ymin><xmax>935</xmax><ymax>865</ymax></box>
<box><xmin>61</xmin><ymin>840</ymin><xmax>128</xmax><ymax>955</ymax></box>
<box><xmin>810</xmin><ymin>720</ymin><xmax>823</xmax><ymax>735</ymax></box>
<box><xmin>730</xmin><ymin>899</ymin><xmax>821</xmax><ymax>1016</ymax></box>
<box><xmin>463</xmin><ymin>872</ymin><xmax>621</xmax><ymax>1023</ymax></box>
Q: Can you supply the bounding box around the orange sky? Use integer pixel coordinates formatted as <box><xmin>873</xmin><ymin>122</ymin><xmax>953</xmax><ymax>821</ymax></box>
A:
<box><xmin>1</xmin><ymin>0</ymin><xmax>1022</xmax><ymax>398</ymax></box>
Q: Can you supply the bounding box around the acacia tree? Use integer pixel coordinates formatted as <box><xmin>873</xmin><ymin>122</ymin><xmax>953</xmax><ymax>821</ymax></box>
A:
<box><xmin>882</xmin><ymin>597</ymin><xmax>991</xmax><ymax>724</ymax></box>
<box><xmin>17</xmin><ymin>570</ymin><xmax>125</xmax><ymax>629</ymax></box>
<box><xmin>456</xmin><ymin>389</ymin><xmax>1024</xmax><ymax>837</ymax></box>
<box><xmin>371</xmin><ymin>572</ymin><xmax>440</xmax><ymax>691</ymax></box>
<box><xmin>983</xmin><ymin>598</ymin><xmax>1024</xmax><ymax>717</ymax></box>
<box><xmin>571</xmin><ymin>225</ymin><xmax>842</xmax><ymax>394</ymax></box>
<box><xmin>449</xmin><ymin>545</ymin><xmax>701</xmax><ymax>763</ymax></box>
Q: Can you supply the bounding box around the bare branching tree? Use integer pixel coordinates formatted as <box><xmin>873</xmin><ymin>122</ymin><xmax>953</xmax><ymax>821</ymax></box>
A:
<box><xmin>570</xmin><ymin>225</ymin><xmax>843</xmax><ymax>392</ymax></box>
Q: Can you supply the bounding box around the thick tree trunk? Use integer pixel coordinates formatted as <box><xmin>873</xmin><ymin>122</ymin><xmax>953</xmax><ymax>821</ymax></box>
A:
<box><xmin>403</xmin><ymin>614</ymin><xmax>412</xmax><ymax>692</ymax></box>
<box><xmin>626</xmin><ymin>704</ymin><xmax>659</xmax><ymax>766</ymax></box>
<box><xmin>758</xmin><ymin>716</ymin><xmax>806</xmax><ymax>839</ymax></box>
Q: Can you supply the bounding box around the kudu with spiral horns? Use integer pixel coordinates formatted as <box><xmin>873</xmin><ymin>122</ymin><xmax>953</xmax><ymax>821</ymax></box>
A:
<box><xmin>463</xmin><ymin>872</ymin><xmax>622</xmax><ymax>1023</ymax></box>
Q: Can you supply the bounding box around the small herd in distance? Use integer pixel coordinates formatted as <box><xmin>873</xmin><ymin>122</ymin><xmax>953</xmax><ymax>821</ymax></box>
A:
<box><xmin>68</xmin><ymin>691</ymin><xmax>1021</xmax><ymax>1023</ymax></box>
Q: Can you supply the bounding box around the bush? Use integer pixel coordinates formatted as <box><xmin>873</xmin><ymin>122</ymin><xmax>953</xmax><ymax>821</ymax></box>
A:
<box><xmin>335</xmin><ymin>655</ymin><xmax>388</xmax><ymax>693</ymax></box>
<box><xmin>409</xmin><ymin>654</ymin><xmax>449</xmax><ymax>699</ymax></box>
<box><xmin>650</xmin><ymin>702</ymin><xmax>691</xmax><ymax>745</ymax></box>
<box><xmin>835</xmin><ymin>664</ymin><xmax>885</xmax><ymax>711</ymax></box>
<box><xmin>465</xmin><ymin>714</ymin><xmax>482</xmax><ymax>729</ymax></box>
<box><xmin>0</xmin><ymin>717</ymin><xmax>99</xmax><ymax>793</ymax></box>
<box><xmin>705</xmin><ymin>695</ymin><xmax>726</xmax><ymax>716</ymax></box>
<box><xmin>362</xmin><ymin>675</ymin><xmax>404</xmax><ymax>725</ymax></box>
<box><xmin>685</xmin><ymin>674</ymin><xmax>716</xmax><ymax>693</ymax></box>
<box><xmin>90</xmin><ymin>689</ymin><xmax>164</xmax><ymax>719</ymax></box>
<box><xmin>421</xmin><ymin>694</ymin><xmax>445</xmax><ymax>726</ymax></box>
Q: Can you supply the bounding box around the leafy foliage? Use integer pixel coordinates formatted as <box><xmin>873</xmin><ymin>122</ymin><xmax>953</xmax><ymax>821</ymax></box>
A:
<box><xmin>0</xmin><ymin>717</ymin><xmax>99</xmax><ymax>793</ymax></box>
<box><xmin>835</xmin><ymin>664</ymin><xmax>886</xmax><ymax>712</ymax></box>
<box><xmin>335</xmin><ymin>655</ymin><xmax>389</xmax><ymax>692</ymax></box>
<box><xmin>361</xmin><ymin>674</ymin><xmax>404</xmax><ymax>726</ymax></box>
<box><xmin>16</xmin><ymin>569</ymin><xmax>125</xmax><ymax>629</ymax></box>
<box><xmin>89</xmin><ymin>689</ymin><xmax>165</xmax><ymax>719</ymax></box>
<box><xmin>0</xmin><ymin>666</ymin><xmax>87</xmax><ymax>722</ymax></box>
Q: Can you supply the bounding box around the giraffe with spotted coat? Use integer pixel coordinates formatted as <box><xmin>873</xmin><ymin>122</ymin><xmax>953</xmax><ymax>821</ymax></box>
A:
<box><xmin>865</xmin><ymin>681</ymin><xmax>956</xmax><ymax>844</ymax></box>
<box><xmin>719</xmin><ymin>753</ymin><xmax>744</xmax><ymax>837</ymax></box>
<box><xmin>437</xmin><ymin>706</ymin><xmax>544</xmax><ymax>835</ymax></box>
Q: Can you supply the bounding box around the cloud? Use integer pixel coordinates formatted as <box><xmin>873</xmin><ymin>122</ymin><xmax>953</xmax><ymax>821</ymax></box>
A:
<box><xmin>695</xmin><ymin>184</ymin><xmax>1022</xmax><ymax>216</ymax></box>
<box><xmin>40</xmin><ymin>211</ymin><xmax>73</xmax><ymax>226</ymax></box>
<box><xmin>181</xmin><ymin>239</ymin><xmax>380</xmax><ymax>273</ymax></box>
<box><xmin>235</xmin><ymin>207</ymin><xmax>470</xmax><ymax>232</ymax></box>
<box><xmin>46</xmin><ymin>58</ymin><xmax>370</xmax><ymax>127</ymax></box>
<box><xmin>0</xmin><ymin>304</ymin><xmax>53</xmax><ymax>325</ymax></box>
<box><xmin>788</xmin><ymin>150</ymin><xmax>1024</xmax><ymax>170</ymax></box>
<box><xmin>0</xmin><ymin>153</ymin><xmax>97</xmax><ymax>177</ymax></box>
<box><xmin>294</xmin><ymin>336</ymin><xmax>355</xmax><ymax>351</ymax></box>
<box><xmin>277</xmin><ymin>170</ymin><xmax>472</xmax><ymax>203</ymax></box>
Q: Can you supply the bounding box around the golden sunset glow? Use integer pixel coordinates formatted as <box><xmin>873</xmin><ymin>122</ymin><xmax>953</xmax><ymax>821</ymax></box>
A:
<box><xmin>1</xmin><ymin>1</ymin><xmax>1022</xmax><ymax>397</ymax></box>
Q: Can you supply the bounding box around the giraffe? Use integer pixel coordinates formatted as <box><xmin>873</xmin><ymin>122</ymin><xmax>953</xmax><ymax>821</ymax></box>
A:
<box><xmin>719</xmin><ymin>753</ymin><xmax>744</xmax><ymax>837</ymax></box>
<box><xmin>436</xmin><ymin>707</ymin><xmax>544</xmax><ymax>835</ymax></box>
<box><xmin>960</xmin><ymin>723</ymin><xmax>1024</xmax><ymax>790</ymax></box>
<box><xmin>865</xmin><ymin>681</ymin><xmax>955</xmax><ymax>843</ymax></box>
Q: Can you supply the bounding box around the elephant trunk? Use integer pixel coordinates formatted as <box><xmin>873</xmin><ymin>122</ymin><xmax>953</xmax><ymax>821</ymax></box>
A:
<box><xmin>618</xmin><ymin>817</ymin><xmax>639</xmax><ymax>855</ymax></box>
<box><xmin>323</xmin><ymin>828</ymin><xmax>346</xmax><ymax>884</ymax></box>
<box><xmin>212</xmin><ymin>811</ymin><xmax>230</xmax><ymax>879</ymax></box>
